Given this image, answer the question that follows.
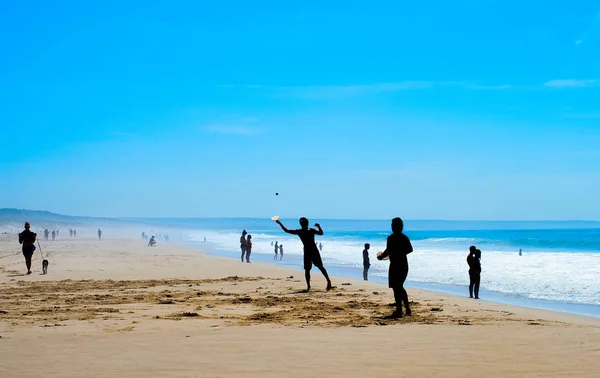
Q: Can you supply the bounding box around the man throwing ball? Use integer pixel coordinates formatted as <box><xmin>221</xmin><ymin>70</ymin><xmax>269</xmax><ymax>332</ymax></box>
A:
<box><xmin>18</xmin><ymin>222</ymin><xmax>37</xmax><ymax>275</ymax></box>
<box><xmin>276</xmin><ymin>217</ymin><xmax>332</xmax><ymax>292</ymax></box>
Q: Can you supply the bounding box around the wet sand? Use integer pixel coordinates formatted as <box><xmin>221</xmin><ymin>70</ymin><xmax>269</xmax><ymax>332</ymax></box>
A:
<box><xmin>1</xmin><ymin>235</ymin><xmax>599</xmax><ymax>377</ymax></box>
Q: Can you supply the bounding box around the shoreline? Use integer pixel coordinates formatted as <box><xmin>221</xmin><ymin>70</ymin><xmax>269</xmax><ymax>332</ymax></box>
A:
<box><xmin>193</xmin><ymin>241</ymin><xmax>600</xmax><ymax>319</ymax></box>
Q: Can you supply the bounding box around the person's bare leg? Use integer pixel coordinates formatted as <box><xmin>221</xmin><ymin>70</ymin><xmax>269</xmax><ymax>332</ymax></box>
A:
<box><xmin>304</xmin><ymin>269</ymin><xmax>311</xmax><ymax>292</ymax></box>
<box><xmin>363</xmin><ymin>267</ymin><xmax>368</xmax><ymax>280</ymax></box>
<box><xmin>392</xmin><ymin>287</ymin><xmax>403</xmax><ymax>317</ymax></box>
<box><xmin>241</xmin><ymin>248</ymin><xmax>245</xmax><ymax>262</ymax></box>
<box><xmin>25</xmin><ymin>255</ymin><xmax>32</xmax><ymax>274</ymax></box>
<box><xmin>401</xmin><ymin>286</ymin><xmax>411</xmax><ymax>315</ymax></box>
<box><xmin>246</xmin><ymin>251</ymin><xmax>251</xmax><ymax>263</ymax></box>
<box><xmin>317</xmin><ymin>265</ymin><xmax>332</xmax><ymax>290</ymax></box>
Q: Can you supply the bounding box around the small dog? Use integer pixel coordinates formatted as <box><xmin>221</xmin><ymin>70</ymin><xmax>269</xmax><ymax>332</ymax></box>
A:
<box><xmin>42</xmin><ymin>259</ymin><xmax>49</xmax><ymax>275</ymax></box>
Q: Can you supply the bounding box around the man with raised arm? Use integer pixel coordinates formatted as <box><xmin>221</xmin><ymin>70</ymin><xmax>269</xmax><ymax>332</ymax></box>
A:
<box><xmin>276</xmin><ymin>217</ymin><xmax>332</xmax><ymax>292</ymax></box>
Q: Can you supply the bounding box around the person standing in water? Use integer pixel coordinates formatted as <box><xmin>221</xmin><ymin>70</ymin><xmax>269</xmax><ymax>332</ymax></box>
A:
<box><xmin>519</xmin><ymin>248</ymin><xmax>522</xmax><ymax>256</ymax></box>
<box><xmin>362</xmin><ymin>243</ymin><xmax>371</xmax><ymax>281</ymax></box>
<box><xmin>467</xmin><ymin>247</ymin><xmax>482</xmax><ymax>299</ymax></box>
<box><xmin>240</xmin><ymin>230</ymin><xmax>248</xmax><ymax>262</ymax></box>
<box><xmin>276</xmin><ymin>218</ymin><xmax>332</xmax><ymax>292</ymax></box>
<box><xmin>245</xmin><ymin>235</ymin><xmax>253</xmax><ymax>263</ymax></box>
<box><xmin>51</xmin><ymin>230</ymin><xmax>56</xmax><ymax>241</ymax></box>
<box><xmin>279</xmin><ymin>244</ymin><xmax>283</xmax><ymax>260</ymax></box>
<box><xmin>18</xmin><ymin>222</ymin><xmax>37</xmax><ymax>275</ymax></box>
<box><xmin>274</xmin><ymin>241</ymin><xmax>279</xmax><ymax>260</ymax></box>
<box><xmin>377</xmin><ymin>218</ymin><xmax>413</xmax><ymax>318</ymax></box>
<box><xmin>97</xmin><ymin>228</ymin><xmax>102</xmax><ymax>240</ymax></box>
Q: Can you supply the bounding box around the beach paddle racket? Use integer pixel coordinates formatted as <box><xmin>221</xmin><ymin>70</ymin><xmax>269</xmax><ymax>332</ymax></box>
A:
<box><xmin>377</xmin><ymin>251</ymin><xmax>389</xmax><ymax>260</ymax></box>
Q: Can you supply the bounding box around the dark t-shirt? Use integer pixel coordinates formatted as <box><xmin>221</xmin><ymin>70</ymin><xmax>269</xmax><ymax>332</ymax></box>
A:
<box><xmin>383</xmin><ymin>233</ymin><xmax>412</xmax><ymax>267</ymax></box>
<box><xmin>19</xmin><ymin>230</ymin><xmax>37</xmax><ymax>246</ymax></box>
<box><xmin>467</xmin><ymin>254</ymin><xmax>481</xmax><ymax>273</ymax></box>
<box><xmin>287</xmin><ymin>228</ymin><xmax>319</xmax><ymax>253</ymax></box>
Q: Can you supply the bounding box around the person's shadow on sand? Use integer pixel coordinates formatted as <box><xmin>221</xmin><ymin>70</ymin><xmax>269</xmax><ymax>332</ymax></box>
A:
<box><xmin>6</xmin><ymin>273</ymin><xmax>27</xmax><ymax>277</ymax></box>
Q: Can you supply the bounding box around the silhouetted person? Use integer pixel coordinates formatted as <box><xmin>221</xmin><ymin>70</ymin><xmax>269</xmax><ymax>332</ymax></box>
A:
<box><xmin>519</xmin><ymin>248</ymin><xmax>522</xmax><ymax>256</ymax></box>
<box><xmin>279</xmin><ymin>244</ymin><xmax>283</xmax><ymax>260</ymax></box>
<box><xmin>73</xmin><ymin>229</ymin><xmax>76</xmax><ymax>238</ymax></box>
<box><xmin>363</xmin><ymin>243</ymin><xmax>371</xmax><ymax>281</ymax></box>
<box><xmin>98</xmin><ymin>228</ymin><xmax>102</xmax><ymax>240</ymax></box>
<box><xmin>378</xmin><ymin>217</ymin><xmax>413</xmax><ymax>318</ymax></box>
<box><xmin>44</xmin><ymin>229</ymin><xmax>49</xmax><ymax>240</ymax></box>
<box><xmin>467</xmin><ymin>247</ymin><xmax>481</xmax><ymax>299</ymax></box>
<box><xmin>246</xmin><ymin>235</ymin><xmax>253</xmax><ymax>263</ymax></box>
<box><xmin>51</xmin><ymin>230</ymin><xmax>56</xmax><ymax>241</ymax></box>
<box><xmin>18</xmin><ymin>222</ymin><xmax>37</xmax><ymax>275</ymax></box>
<box><xmin>276</xmin><ymin>218</ymin><xmax>332</xmax><ymax>292</ymax></box>
<box><xmin>70</xmin><ymin>228</ymin><xmax>73</xmax><ymax>238</ymax></box>
<box><xmin>274</xmin><ymin>241</ymin><xmax>279</xmax><ymax>260</ymax></box>
<box><xmin>319</xmin><ymin>242</ymin><xmax>323</xmax><ymax>252</ymax></box>
<box><xmin>148</xmin><ymin>236</ymin><xmax>157</xmax><ymax>247</ymax></box>
<box><xmin>240</xmin><ymin>230</ymin><xmax>248</xmax><ymax>262</ymax></box>
<box><xmin>142</xmin><ymin>232</ymin><xmax>146</xmax><ymax>239</ymax></box>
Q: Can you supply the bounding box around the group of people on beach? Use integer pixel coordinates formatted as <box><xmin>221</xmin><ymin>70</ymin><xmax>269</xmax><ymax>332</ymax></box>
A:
<box><xmin>16</xmin><ymin>216</ymin><xmax>481</xmax><ymax>318</ymax></box>
<box><xmin>240</xmin><ymin>230</ymin><xmax>253</xmax><ymax>263</ymax></box>
<box><xmin>272</xmin><ymin>241</ymin><xmax>283</xmax><ymax>260</ymax></box>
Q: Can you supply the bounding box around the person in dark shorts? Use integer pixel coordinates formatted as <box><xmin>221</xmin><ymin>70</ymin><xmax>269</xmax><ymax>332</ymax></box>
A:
<box><xmin>18</xmin><ymin>222</ymin><xmax>37</xmax><ymax>275</ymax></box>
<box><xmin>279</xmin><ymin>244</ymin><xmax>283</xmax><ymax>260</ymax></box>
<box><xmin>363</xmin><ymin>243</ymin><xmax>371</xmax><ymax>281</ymax></box>
<box><xmin>276</xmin><ymin>217</ymin><xmax>332</xmax><ymax>292</ymax></box>
<box><xmin>378</xmin><ymin>217</ymin><xmax>413</xmax><ymax>318</ymax></box>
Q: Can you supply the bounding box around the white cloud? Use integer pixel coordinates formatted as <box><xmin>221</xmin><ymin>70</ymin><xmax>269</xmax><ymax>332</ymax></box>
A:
<box><xmin>544</xmin><ymin>79</ymin><xmax>599</xmax><ymax>88</ymax></box>
<box><xmin>204</xmin><ymin>125</ymin><xmax>261</xmax><ymax>135</ymax></box>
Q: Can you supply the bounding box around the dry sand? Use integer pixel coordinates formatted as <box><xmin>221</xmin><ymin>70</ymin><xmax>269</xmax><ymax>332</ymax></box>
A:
<box><xmin>1</xmin><ymin>234</ymin><xmax>599</xmax><ymax>377</ymax></box>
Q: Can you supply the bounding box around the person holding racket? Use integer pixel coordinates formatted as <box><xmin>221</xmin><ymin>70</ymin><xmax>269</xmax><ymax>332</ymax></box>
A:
<box><xmin>275</xmin><ymin>217</ymin><xmax>332</xmax><ymax>292</ymax></box>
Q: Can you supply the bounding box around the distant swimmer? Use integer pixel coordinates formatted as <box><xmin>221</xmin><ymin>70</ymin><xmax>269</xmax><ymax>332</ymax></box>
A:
<box><xmin>519</xmin><ymin>248</ymin><xmax>522</xmax><ymax>256</ymax></box>
<box><xmin>276</xmin><ymin>217</ymin><xmax>332</xmax><ymax>292</ymax></box>
<box><xmin>148</xmin><ymin>236</ymin><xmax>157</xmax><ymax>247</ymax></box>
<box><xmin>274</xmin><ymin>241</ymin><xmax>279</xmax><ymax>260</ymax></box>
<box><xmin>18</xmin><ymin>222</ymin><xmax>37</xmax><ymax>275</ymax></box>
<box><xmin>377</xmin><ymin>218</ymin><xmax>413</xmax><ymax>318</ymax></box>
<box><xmin>279</xmin><ymin>244</ymin><xmax>283</xmax><ymax>260</ymax></box>
<box><xmin>363</xmin><ymin>243</ymin><xmax>371</xmax><ymax>281</ymax></box>
<box><xmin>240</xmin><ymin>230</ymin><xmax>248</xmax><ymax>262</ymax></box>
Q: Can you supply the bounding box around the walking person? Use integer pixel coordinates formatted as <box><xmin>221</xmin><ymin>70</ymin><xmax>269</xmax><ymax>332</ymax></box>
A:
<box><xmin>362</xmin><ymin>243</ymin><xmax>371</xmax><ymax>281</ymax></box>
<box><xmin>377</xmin><ymin>218</ymin><xmax>413</xmax><ymax>318</ymax></box>
<box><xmin>274</xmin><ymin>241</ymin><xmax>279</xmax><ymax>260</ymax></box>
<box><xmin>18</xmin><ymin>222</ymin><xmax>37</xmax><ymax>275</ymax></box>
<box><xmin>279</xmin><ymin>244</ymin><xmax>283</xmax><ymax>260</ymax></box>
<box><xmin>467</xmin><ymin>246</ymin><xmax>482</xmax><ymax>299</ymax></box>
<box><xmin>276</xmin><ymin>218</ymin><xmax>332</xmax><ymax>292</ymax></box>
<box><xmin>240</xmin><ymin>230</ymin><xmax>248</xmax><ymax>262</ymax></box>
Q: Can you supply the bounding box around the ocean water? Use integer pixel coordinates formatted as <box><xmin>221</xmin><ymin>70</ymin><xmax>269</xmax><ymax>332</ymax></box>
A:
<box><xmin>157</xmin><ymin>218</ymin><xmax>600</xmax><ymax>314</ymax></box>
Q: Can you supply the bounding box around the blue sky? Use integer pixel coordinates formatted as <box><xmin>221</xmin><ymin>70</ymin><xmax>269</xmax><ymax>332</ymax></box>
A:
<box><xmin>1</xmin><ymin>0</ymin><xmax>599</xmax><ymax>220</ymax></box>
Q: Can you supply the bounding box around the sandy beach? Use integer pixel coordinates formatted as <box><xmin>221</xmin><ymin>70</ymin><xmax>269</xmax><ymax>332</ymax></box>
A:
<box><xmin>1</xmin><ymin>234</ymin><xmax>599</xmax><ymax>377</ymax></box>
